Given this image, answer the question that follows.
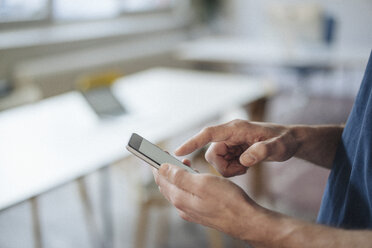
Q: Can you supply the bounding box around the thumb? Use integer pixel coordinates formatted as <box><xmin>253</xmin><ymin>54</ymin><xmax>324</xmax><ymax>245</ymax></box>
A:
<box><xmin>239</xmin><ymin>141</ymin><xmax>272</xmax><ymax>167</ymax></box>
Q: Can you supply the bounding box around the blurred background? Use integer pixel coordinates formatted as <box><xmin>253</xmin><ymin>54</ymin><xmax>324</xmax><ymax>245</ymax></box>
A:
<box><xmin>0</xmin><ymin>0</ymin><xmax>371</xmax><ymax>247</ymax></box>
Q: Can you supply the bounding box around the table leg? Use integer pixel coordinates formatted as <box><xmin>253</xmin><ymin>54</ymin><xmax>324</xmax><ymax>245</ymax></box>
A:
<box><xmin>245</xmin><ymin>97</ymin><xmax>268</xmax><ymax>199</ymax></box>
<box><xmin>205</xmin><ymin>227</ymin><xmax>223</xmax><ymax>248</ymax></box>
<box><xmin>191</xmin><ymin>61</ymin><xmax>231</xmax><ymax>72</ymax></box>
<box><xmin>245</xmin><ymin>97</ymin><xmax>267</xmax><ymax>122</ymax></box>
<box><xmin>77</xmin><ymin>177</ymin><xmax>104</xmax><ymax>248</ymax></box>
<box><xmin>100</xmin><ymin>166</ymin><xmax>113</xmax><ymax>248</ymax></box>
<box><xmin>231</xmin><ymin>238</ymin><xmax>247</xmax><ymax>248</ymax></box>
<box><xmin>30</xmin><ymin>197</ymin><xmax>42</xmax><ymax>248</ymax></box>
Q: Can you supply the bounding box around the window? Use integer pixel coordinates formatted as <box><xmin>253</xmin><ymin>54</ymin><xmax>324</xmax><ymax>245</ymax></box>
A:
<box><xmin>0</xmin><ymin>0</ymin><xmax>49</xmax><ymax>22</ymax></box>
<box><xmin>0</xmin><ymin>0</ymin><xmax>173</xmax><ymax>23</ymax></box>
<box><xmin>118</xmin><ymin>0</ymin><xmax>173</xmax><ymax>12</ymax></box>
<box><xmin>53</xmin><ymin>0</ymin><xmax>119</xmax><ymax>20</ymax></box>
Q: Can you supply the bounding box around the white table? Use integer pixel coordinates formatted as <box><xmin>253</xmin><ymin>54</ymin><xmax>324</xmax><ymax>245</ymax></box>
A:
<box><xmin>0</xmin><ymin>67</ymin><xmax>274</xmax><ymax>247</ymax></box>
<box><xmin>176</xmin><ymin>36</ymin><xmax>370</xmax><ymax>69</ymax></box>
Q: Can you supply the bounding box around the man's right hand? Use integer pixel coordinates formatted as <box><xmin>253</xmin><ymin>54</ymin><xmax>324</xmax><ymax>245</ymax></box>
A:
<box><xmin>175</xmin><ymin>119</ymin><xmax>300</xmax><ymax>177</ymax></box>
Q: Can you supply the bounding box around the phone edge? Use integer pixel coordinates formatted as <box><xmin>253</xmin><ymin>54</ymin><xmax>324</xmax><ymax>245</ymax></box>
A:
<box><xmin>126</xmin><ymin>133</ymin><xmax>198</xmax><ymax>174</ymax></box>
<box><xmin>126</xmin><ymin>145</ymin><xmax>161</xmax><ymax>170</ymax></box>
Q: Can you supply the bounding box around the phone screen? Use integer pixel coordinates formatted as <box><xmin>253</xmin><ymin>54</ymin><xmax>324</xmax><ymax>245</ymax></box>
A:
<box><xmin>127</xmin><ymin>133</ymin><xmax>196</xmax><ymax>174</ymax></box>
<box><xmin>82</xmin><ymin>87</ymin><xmax>126</xmax><ymax>118</ymax></box>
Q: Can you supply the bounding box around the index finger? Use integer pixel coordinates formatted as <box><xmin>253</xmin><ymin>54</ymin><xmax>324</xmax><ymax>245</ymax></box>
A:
<box><xmin>175</xmin><ymin>124</ymin><xmax>232</xmax><ymax>156</ymax></box>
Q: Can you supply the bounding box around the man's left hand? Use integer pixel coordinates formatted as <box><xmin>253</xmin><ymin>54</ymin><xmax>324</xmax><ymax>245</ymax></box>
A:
<box><xmin>152</xmin><ymin>163</ymin><xmax>263</xmax><ymax>240</ymax></box>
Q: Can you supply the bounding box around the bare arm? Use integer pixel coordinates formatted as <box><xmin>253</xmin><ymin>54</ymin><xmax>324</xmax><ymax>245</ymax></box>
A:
<box><xmin>175</xmin><ymin>120</ymin><xmax>344</xmax><ymax>175</ymax></box>
<box><xmin>153</xmin><ymin>163</ymin><xmax>372</xmax><ymax>248</ymax></box>
<box><xmin>244</xmin><ymin>207</ymin><xmax>372</xmax><ymax>248</ymax></box>
<box><xmin>291</xmin><ymin>124</ymin><xmax>344</xmax><ymax>169</ymax></box>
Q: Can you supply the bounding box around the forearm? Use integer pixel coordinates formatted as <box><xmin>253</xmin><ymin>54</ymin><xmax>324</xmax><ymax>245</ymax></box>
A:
<box><xmin>241</xmin><ymin>207</ymin><xmax>372</xmax><ymax>248</ymax></box>
<box><xmin>290</xmin><ymin>124</ymin><xmax>344</xmax><ymax>169</ymax></box>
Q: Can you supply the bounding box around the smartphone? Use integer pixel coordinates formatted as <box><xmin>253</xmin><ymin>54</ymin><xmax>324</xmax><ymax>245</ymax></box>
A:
<box><xmin>82</xmin><ymin>87</ymin><xmax>126</xmax><ymax>118</ymax></box>
<box><xmin>126</xmin><ymin>133</ymin><xmax>197</xmax><ymax>174</ymax></box>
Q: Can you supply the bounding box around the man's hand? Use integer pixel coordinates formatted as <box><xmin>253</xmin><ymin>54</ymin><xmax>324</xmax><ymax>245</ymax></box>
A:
<box><xmin>151</xmin><ymin>120</ymin><xmax>371</xmax><ymax>247</ymax></box>
<box><xmin>152</xmin><ymin>163</ymin><xmax>264</xmax><ymax>240</ymax></box>
<box><xmin>153</xmin><ymin>164</ymin><xmax>372</xmax><ymax>248</ymax></box>
<box><xmin>175</xmin><ymin>119</ymin><xmax>299</xmax><ymax>177</ymax></box>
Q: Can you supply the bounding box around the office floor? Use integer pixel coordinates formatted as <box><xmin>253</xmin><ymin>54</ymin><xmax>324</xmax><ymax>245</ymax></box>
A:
<box><xmin>0</xmin><ymin>89</ymin><xmax>355</xmax><ymax>248</ymax></box>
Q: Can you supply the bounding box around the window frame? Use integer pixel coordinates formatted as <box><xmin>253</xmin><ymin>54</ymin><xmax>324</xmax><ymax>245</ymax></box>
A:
<box><xmin>0</xmin><ymin>0</ymin><xmax>53</xmax><ymax>28</ymax></box>
<box><xmin>0</xmin><ymin>0</ymin><xmax>175</xmax><ymax>30</ymax></box>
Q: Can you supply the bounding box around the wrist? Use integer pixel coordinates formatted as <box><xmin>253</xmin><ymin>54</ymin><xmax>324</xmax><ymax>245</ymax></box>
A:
<box><xmin>288</xmin><ymin>125</ymin><xmax>309</xmax><ymax>155</ymax></box>
<box><xmin>237</xmin><ymin>202</ymin><xmax>280</xmax><ymax>243</ymax></box>
<box><xmin>289</xmin><ymin>124</ymin><xmax>344</xmax><ymax>167</ymax></box>
<box><xmin>239</xmin><ymin>204</ymin><xmax>303</xmax><ymax>247</ymax></box>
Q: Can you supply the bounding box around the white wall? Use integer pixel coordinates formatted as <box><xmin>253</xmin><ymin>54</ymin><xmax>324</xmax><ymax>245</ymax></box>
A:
<box><xmin>222</xmin><ymin>0</ymin><xmax>372</xmax><ymax>46</ymax></box>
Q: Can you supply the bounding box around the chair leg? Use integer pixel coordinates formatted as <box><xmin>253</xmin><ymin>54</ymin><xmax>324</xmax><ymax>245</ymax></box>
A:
<box><xmin>154</xmin><ymin>206</ymin><xmax>170</xmax><ymax>248</ymax></box>
<box><xmin>77</xmin><ymin>177</ymin><xmax>104</xmax><ymax>248</ymax></box>
<box><xmin>135</xmin><ymin>203</ymin><xmax>149</xmax><ymax>248</ymax></box>
<box><xmin>100</xmin><ymin>166</ymin><xmax>114</xmax><ymax>248</ymax></box>
<box><xmin>30</xmin><ymin>197</ymin><xmax>42</xmax><ymax>248</ymax></box>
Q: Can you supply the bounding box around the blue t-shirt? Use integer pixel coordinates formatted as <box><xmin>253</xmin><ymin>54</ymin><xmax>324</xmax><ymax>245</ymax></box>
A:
<box><xmin>317</xmin><ymin>51</ymin><xmax>372</xmax><ymax>229</ymax></box>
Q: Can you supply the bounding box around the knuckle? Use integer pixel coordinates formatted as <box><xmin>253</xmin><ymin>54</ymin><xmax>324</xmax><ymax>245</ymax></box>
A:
<box><xmin>253</xmin><ymin>143</ymin><xmax>271</xmax><ymax>159</ymax></box>
<box><xmin>154</xmin><ymin>175</ymin><xmax>160</xmax><ymax>185</ymax></box>
<box><xmin>229</xmin><ymin>119</ymin><xmax>246</xmax><ymax>127</ymax></box>
<box><xmin>218</xmin><ymin>166</ymin><xmax>230</xmax><ymax>177</ymax></box>
<box><xmin>172</xmin><ymin>194</ymin><xmax>184</xmax><ymax>209</ymax></box>
<box><xmin>201</xmin><ymin>126</ymin><xmax>214</xmax><ymax>138</ymax></box>
<box><xmin>197</xmin><ymin>176</ymin><xmax>210</xmax><ymax>189</ymax></box>
<box><xmin>228</xmin><ymin>119</ymin><xmax>241</xmax><ymax>127</ymax></box>
<box><xmin>258</xmin><ymin>142</ymin><xmax>270</xmax><ymax>158</ymax></box>
<box><xmin>199</xmin><ymin>174</ymin><xmax>216</xmax><ymax>188</ymax></box>
<box><xmin>205</xmin><ymin>149</ymin><xmax>214</xmax><ymax>163</ymax></box>
<box><xmin>201</xmin><ymin>126</ymin><xmax>212</xmax><ymax>134</ymax></box>
<box><xmin>178</xmin><ymin>211</ymin><xmax>191</xmax><ymax>222</ymax></box>
<box><xmin>172</xmin><ymin>169</ymin><xmax>185</xmax><ymax>185</ymax></box>
<box><xmin>274</xmin><ymin>138</ymin><xmax>288</xmax><ymax>159</ymax></box>
<box><xmin>276</xmin><ymin>138</ymin><xmax>286</xmax><ymax>151</ymax></box>
<box><xmin>237</xmin><ymin>167</ymin><xmax>248</xmax><ymax>175</ymax></box>
<box><xmin>231</xmin><ymin>118</ymin><xmax>241</xmax><ymax>124</ymax></box>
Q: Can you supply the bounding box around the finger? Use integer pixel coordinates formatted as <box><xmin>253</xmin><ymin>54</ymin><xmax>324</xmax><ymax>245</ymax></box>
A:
<box><xmin>222</xmin><ymin>160</ymin><xmax>248</xmax><ymax>177</ymax></box>
<box><xmin>239</xmin><ymin>139</ymin><xmax>278</xmax><ymax>166</ymax></box>
<box><xmin>214</xmin><ymin>160</ymin><xmax>247</xmax><ymax>177</ymax></box>
<box><xmin>152</xmin><ymin>167</ymin><xmax>160</xmax><ymax>184</ymax></box>
<box><xmin>159</xmin><ymin>163</ymin><xmax>201</xmax><ymax>195</ymax></box>
<box><xmin>206</xmin><ymin>143</ymin><xmax>247</xmax><ymax>177</ymax></box>
<box><xmin>205</xmin><ymin>143</ymin><xmax>227</xmax><ymax>162</ymax></box>
<box><xmin>177</xmin><ymin>209</ymin><xmax>193</xmax><ymax>222</ymax></box>
<box><xmin>205</xmin><ymin>143</ymin><xmax>227</xmax><ymax>165</ymax></box>
<box><xmin>182</xmin><ymin>159</ymin><xmax>192</xmax><ymax>167</ymax></box>
<box><xmin>158</xmin><ymin>185</ymin><xmax>170</xmax><ymax>202</ymax></box>
<box><xmin>175</xmin><ymin>124</ymin><xmax>232</xmax><ymax>156</ymax></box>
<box><xmin>176</xmin><ymin>209</ymin><xmax>200</xmax><ymax>224</ymax></box>
<box><xmin>156</xmin><ymin>168</ymin><xmax>200</xmax><ymax>211</ymax></box>
<box><xmin>205</xmin><ymin>143</ymin><xmax>229</xmax><ymax>173</ymax></box>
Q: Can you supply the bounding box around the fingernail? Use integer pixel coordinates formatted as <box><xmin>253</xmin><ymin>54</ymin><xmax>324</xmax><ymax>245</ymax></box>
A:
<box><xmin>242</xmin><ymin>154</ymin><xmax>256</xmax><ymax>166</ymax></box>
<box><xmin>174</xmin><ymin>147</ymin><xmax>182</xmax><ymax>155</ymax></box>
<box><xmin>161</xmin><ymin>163</ymin><xmax>169</xmax><ymax>171</ymax></box>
